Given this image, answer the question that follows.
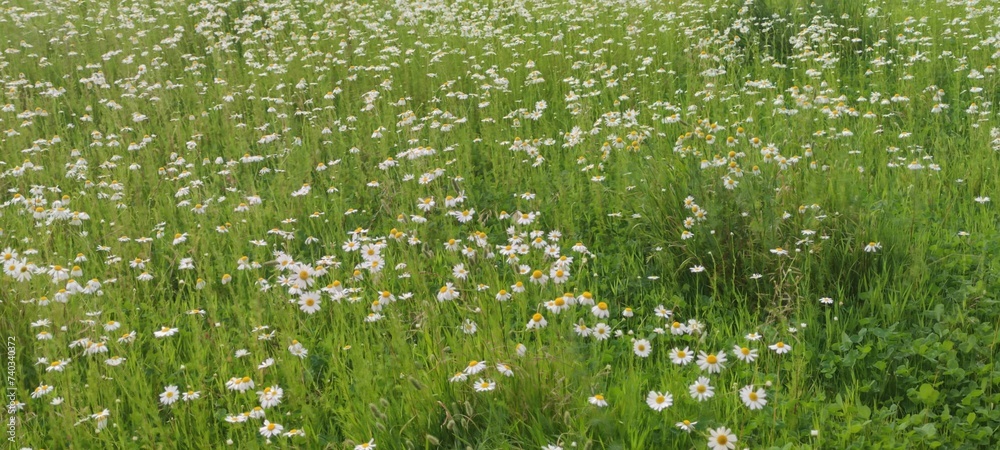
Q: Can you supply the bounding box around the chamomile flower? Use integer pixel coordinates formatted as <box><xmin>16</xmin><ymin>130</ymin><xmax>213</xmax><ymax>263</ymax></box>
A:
<box><xmin>154</xmin><ymin>326</ymin><xmax>178</xmax><ymax>338</ymax></box>
<box><xmin>527</xmin><ymin>313</ymin><xmax>548</xmax><ymax>329</ymax></box>
<box><xmin>591</xmin><ymin>302</ymin><xmax>610</xmax><ymax>318</ymax></box>
<box><xmin>646</xmin><ymin>390</ymin><xmax>673</xmax><ymax>411</ymax></box>
<box><xmin>696</xmin><ymin>351</ymin><xmax>727</xmax><ymax>373</ymax></box>
<box><xmin>769</xmin><ymin>341</ymin><xmax>792</xmax><ymax>354</ymax></box>
<box><xmin>588</xmin><ymin>394</ymin><xmax>608</xmax><ymax>407</ymax></box>
<box><xmin>733</xmin><ymin>345</ymin><xmax>758</xmax><ymax>362</ymax></box>
<box><xmin>707</xmin><ymin>427</ymin><xmax>738</xmax><ymax>450</ymax></box>
<box><xmin>739</xmin><ymin>385</ymin><xmax>768</xmax><ymax>410</ymax></box>
<box><xmin>473</xmin><ymin>379</ymin><xmax>496</xmax><ymax>392</ymax></box>
<box><xmin>689</xmin><ymin>377</ymin><xmax>714</xmax><ymax>401</ymax></box>
<box><xmin>260</xmin><ymin>420</ymin><xmax>284</xmax><ymax>438</ymax></box>
<box><xmin>676</xmin><ymin>419</ymin><xmax>697</xmax><ymax>432</ymax></box>
<box><xmin>159</xmin><ymin>385</ymin><xmax>179</xmax><ymax>406</ymax></box>
<box><xmin>591</xmin><ymin>323</ymin><xmax>611</xmax><ymax>340</ymax></box>
<box><xmin>464</xmin><ymin>360</ymin><xmax>487</xmax><ymax>375</ymax></box>
<box><xmin>864</xmin><ymin>241</ymin><xmax>882</xmax><ymax>253</ymax></box>
<box><xmin>633</xmin><ymin>339</ymin><xmax>652</xmax><ymax>357</ymax></box>
<box><xmin>669</xmin><ymin>347</ymin><xmax>694</xmax><ymax>365</ymax></box>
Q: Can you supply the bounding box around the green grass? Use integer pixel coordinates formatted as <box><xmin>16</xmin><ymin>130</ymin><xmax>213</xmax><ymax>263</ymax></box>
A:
<box><xmin>1</xmin><ymin>0</ymin><xmax>999</xmax><ymax>448</ymax></box>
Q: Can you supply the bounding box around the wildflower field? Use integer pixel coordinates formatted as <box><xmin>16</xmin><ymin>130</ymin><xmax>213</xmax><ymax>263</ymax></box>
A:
<box><xmin>2</xmin><ymin>0</ymin><xmax>1000</xmax><ymax>448</ymax></box>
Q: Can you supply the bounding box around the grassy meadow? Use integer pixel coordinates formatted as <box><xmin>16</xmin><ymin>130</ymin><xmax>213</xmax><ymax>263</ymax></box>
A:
<box><xmin>1</xmin><ymin>0</ymin><xmax>999</xmax><ymax>448</ymax></box>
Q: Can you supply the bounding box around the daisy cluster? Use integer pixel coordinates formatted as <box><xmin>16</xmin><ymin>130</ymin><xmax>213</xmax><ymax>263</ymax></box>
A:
<box><xmin>1</xmin><ymin>0</ymin><xmax>998</xmax><ymax>448</ymax></box>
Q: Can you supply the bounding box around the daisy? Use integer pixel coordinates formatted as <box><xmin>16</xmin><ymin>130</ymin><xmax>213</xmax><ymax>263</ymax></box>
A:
<box><xmin>696</xmin><ymin>351</ymin><xmax>727</xmax><ymax>373</ymax></box>
<box><xmin>298</xmin><ymin>292</ymin><xmax>322</xmax><ymax>314</ymax></box>
<box><xmin>669</xmin><ymin>347</ymin><xmax>694</xmax><ymax>365</ymax></box>
<box><xmin>669</xmin><ymin>321</ymin><xmax>687</xmax><ymax>335</ymax></box>
<box><xmin>864</xmin><ymin>241</ymin><xmax>882</xmax><ymax>253</ymax></box>
<box><xmin>591</xmin><ymin>302</ymin><xmax>610</xmax><ymax>318</ymax></box>
<box><xmin>526</xmin><ymin>313</ymin><xmax>547</xmax><ymax>330</ymax></box>
<box><xmin>689</xmin><ymin>377</ymin><xmax>714</xmax><ymax>401</ymax></box>
<box><xmin>464</xmin><ymin>360</ymin><xmax>487</xmax><ymax>375</ymax></box>
<box><xmin>260</xmin><ymin>420</ymin><xmax>284</xmax><ymax>438</ymax></box>
<box><xmin>588</xmin><ymin>394</ymin><xmax>608</xmax><ymax>407</ymax></box>
<box><xmin>226</xmin><ymin>376</ymin><xmax>255</xmax><ymax>392</ymax></box>
<box><xmin>646</xmin><ymin>390</ymin><xmax>672</xmax><ymax>411</ymax></box>
<box><xmin>105</xmin><ymin>356</ymin><xmax>126</xmax><ymax>366</ymax></box>
<box><xmin>676</xmin><ymin>419</ymin><xmax>697</xmax><ymax>432</ymax></box>
<box><xmin>154</xmin><ymin>326</ymin><xmax>178</xmax><ymax>338</ymax></box>
<box><xmin>633</xmin><ymin>339</ymin><xmax>652</xmax><ymax>357</ymax></box>
<box><xmin>495</xmin><ymin>362</ymin><xmax>513</xmax><ymax>377</ymax></box>
<box><xmin>550</xmin><ymin>268</ymin><xmax>568</xmax><ymax>284</ymax></box>
<box><xmin>182</xmin><ymin>390</ymin><xmax>201</xmax><ymax>401</ymax></box>
<box><xmin>707</xmin><ymin>427</ymin><xmax>737</xmax><ymax>450</ymax></box>
<box><xmin>769</xmin><ymin>341</ymin><xmax>792</xmax><ymax>354</ymax></box>
<box><xmin>461</xmin><ymin>319</ymin><xmax>478</xmax><ymax>335</ymax></box>
<box><xmin>355</xmin><ymin>439</ymin><xmax>376</xmax><ymax>450</ymax></box>
<box><xmin>92</xmin><ymin>409</ymin><xmax>110</xmax><ymax>430</ymax></box>
<box><xmin>473</xmin><ymin>379</ymin><xmax>496</xmax><ymax>392</ymax></box>
<box><xmin>46</xmin><ymin>359</ymin><xmax>70</xmax><ymax>372</ymax></box>
<box><xmin>591</xmin><ymin>323</ymin><xmax>611</xmax><ymax>340</ymax></box>
<box><xmin>160</xmin><ymin>385</ymin><xmax>179</xmax><ymax>406</ymax></box>
<box><xmin>288</xmin><ymin>340</ymin><xmax>308</xmax><ymax>358</ymax></box>
<box><xmin>528</xmin><ymin>269</ymin><xmax>548</xmax><ymax>285</ymax></box>
<box><xmin>740</xmin><ymin>385</ymin><xmax>767</xmax><ymax>410</ymax></box>
<box><xmin>733</xmin><ymin>344</ymin><xmax>758</xmax><ymax>362</ymax></box>
<box><xmin>31</xmin><ymin>384</ymin><xmax>54</xmax><ymax>399</ymax></box>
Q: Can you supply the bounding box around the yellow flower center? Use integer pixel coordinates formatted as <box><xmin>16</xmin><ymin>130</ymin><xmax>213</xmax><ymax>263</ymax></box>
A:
<box><xmin>706</xmin><ymin>355</ymin><xmax>718</xmax><ymax>364</ymax></box>
<box><xmin>532</xmin><ymin>313</ymin><xmax>543</xmax><ymax>322</ymax></box>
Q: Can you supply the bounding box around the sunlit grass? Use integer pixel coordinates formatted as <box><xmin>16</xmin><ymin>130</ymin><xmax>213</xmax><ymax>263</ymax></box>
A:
<box><xmin>1</xmin><ymin>0</ymin><xmax>999</xmax><ymax>448</ymax></box>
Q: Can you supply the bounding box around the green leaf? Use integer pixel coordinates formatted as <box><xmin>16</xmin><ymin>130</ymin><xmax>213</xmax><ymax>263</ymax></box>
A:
<box><xmin>918</xmin><ymin>383</ymin><xmax>940</xmax><ymax>406</ymax></box>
